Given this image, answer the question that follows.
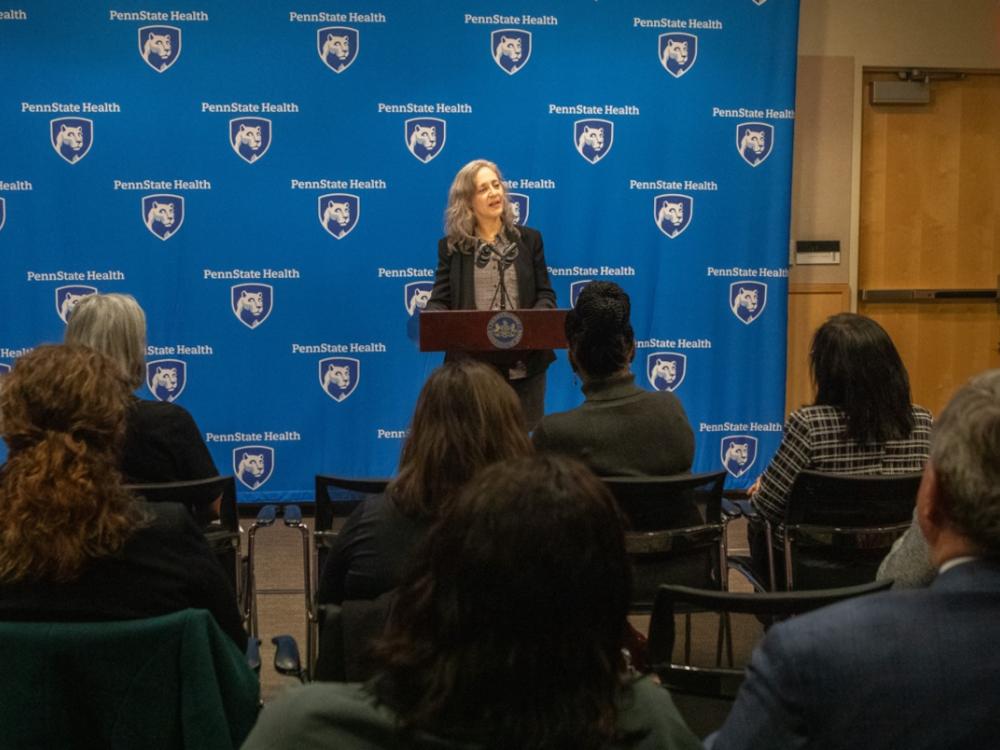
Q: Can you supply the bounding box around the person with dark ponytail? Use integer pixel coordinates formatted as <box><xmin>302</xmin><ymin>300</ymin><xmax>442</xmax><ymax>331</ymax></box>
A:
<box><xmin>0</xmin><ymin>345</ymin><xmax>246</xmax><ymax>649</ymax></box>
<box><xmin>532</xmin><ymin>281</ymin><xmax>694</xmax><ymax>476</ymax></box>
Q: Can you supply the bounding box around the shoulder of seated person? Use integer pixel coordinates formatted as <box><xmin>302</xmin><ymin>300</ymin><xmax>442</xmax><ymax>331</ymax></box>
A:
<box><xmin>130</xmin><ymin>398</ymin><xmax>194</xmax><ymax>424</ymax></box>
<box><xmin>135</xmin><ymin>500</ymin><xmax>196</xmax><ymax>530</ymax></box>
<box><xmin>790</xmin><ymin>404</ymin><xmax>842</xmax><ymax>421</ymax></box>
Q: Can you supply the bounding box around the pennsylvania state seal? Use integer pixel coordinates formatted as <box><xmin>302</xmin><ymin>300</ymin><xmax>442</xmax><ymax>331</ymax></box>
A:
<box><xmin>486</xmin><ymin>311</ymin><xmax>524</xmax><ymax>349</ymax></box>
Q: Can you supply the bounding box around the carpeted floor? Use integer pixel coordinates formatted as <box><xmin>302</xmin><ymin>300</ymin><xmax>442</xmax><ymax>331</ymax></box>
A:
<box><xmin>244</xmin><ymin>515</ymin><xmax>759</xmax><ymax>704</ymax></box>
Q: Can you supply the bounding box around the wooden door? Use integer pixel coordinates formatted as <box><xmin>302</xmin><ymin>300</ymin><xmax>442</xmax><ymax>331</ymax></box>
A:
<box><xmin>860</xmin><ymin>73</ymin><xmax>1000</xmax><ymax>417</ymax></box>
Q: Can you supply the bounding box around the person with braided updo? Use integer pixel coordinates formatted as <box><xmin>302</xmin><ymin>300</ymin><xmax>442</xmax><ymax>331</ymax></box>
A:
<box><xmin>0</xmin><ymin>345</ymin><xmax>245</xmax><ymax>649</ymax></box>
<box><xmin>532</xmin><ymin>281</ymin><xmax>694</xmax><ymax>476</ymax></box>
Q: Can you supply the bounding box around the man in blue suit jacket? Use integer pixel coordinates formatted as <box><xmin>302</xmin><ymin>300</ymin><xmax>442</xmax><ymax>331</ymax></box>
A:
<box><xmin>711</xmin><ymin>369</ymin><xmax>1000</xmax><ymax>750</ymax></box>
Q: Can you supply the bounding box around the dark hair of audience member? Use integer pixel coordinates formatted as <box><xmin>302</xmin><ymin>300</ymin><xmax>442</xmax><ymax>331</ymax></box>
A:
<box><xmin>810</xmin><ymin>313</ymin><xmax>914</xmax><ymax>445</ymax></box>
<box><xmin>373</xmin><ymin>454</ymin><xmax>633</xmax><ymax>749</ymax></box>
<box><xmin>389</xmin><ymin>359</ymin><xmax>532</xmax><ymax>519</ymax></box>
<box><xmin>564</xmin><ymin>281</ymin><xmax>635</xmax><ymax>379</ymax></box>
<box><xmin>0</xmin><ymin>345</ymin><xmax>142</xmax><ymax>583</ymax></box>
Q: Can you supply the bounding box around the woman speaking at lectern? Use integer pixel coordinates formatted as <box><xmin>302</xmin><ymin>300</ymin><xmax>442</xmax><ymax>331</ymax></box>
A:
<box><xmin>426</xmin><ymin>159</ymin><xmax>557</xmax><ymax>430</ymax></box>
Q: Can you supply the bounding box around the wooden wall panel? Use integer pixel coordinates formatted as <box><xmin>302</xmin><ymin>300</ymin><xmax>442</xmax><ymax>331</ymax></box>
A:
<box><xmin>786</xmin><ymin>284</ymin><xmax>851</xmax><ymax>414</ymax></box>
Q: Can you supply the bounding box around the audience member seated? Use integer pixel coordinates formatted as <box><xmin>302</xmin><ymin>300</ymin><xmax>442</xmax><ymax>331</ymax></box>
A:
<box><xmin>65</xmin><ymin>292</ymin><xmax>218</xmax><ymax>485</ymax></box>
<box><xmin>533</xmin><ymin>281</ymin><xmax>694</xmax><ymax>476</ymax></box>
<box><xmin>0</xmin><ymin>345</ymin><xmax>246</xmax><ymax>650</ymax></box>
<box><xmin>876</xmin><ymin>511</ymin><xmax>936</xmax><ymax>588</ymax></box>
<box><xmin>244</xmin><ymin>455</ymin><xmax>702</xmax><ymax>749</ymax></box>
<box><xmin>316</xmin><ymin>359</ymin><xmax>532</xmax><ymax>605</ymax></box>
<box><xmin>710</xmin><ymin>369</ymin><xmax>1000</xmax><ymax>749</ymax></box>
<box><xmin>747</xmin><ymin>313</ymin><xmax>932</xmax><ymax>582</ymax></box>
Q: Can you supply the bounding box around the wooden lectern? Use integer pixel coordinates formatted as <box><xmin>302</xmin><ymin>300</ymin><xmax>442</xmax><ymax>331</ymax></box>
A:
<box><xmin>419</xmin><ymin>309</ymin><xmax>569</xmax><ymax>366</ymax></box>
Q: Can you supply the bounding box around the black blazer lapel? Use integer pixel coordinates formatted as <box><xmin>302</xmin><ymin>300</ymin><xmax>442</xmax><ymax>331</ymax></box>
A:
<box><xmin>456</xmin><ymin>251</ymin><xmax>475</xmax><ymax>309</ymax></box>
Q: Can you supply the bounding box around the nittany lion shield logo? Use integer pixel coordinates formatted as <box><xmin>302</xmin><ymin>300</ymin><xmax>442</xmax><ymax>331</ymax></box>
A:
<box><xmin>146</xmin><ymin>358</ymin><xmax>187</xmax><ymax>403</ymax></box>
<box><xmin>51</xmin><ymin>118</ymin><xmax>94</xmax><ymax>165</ymax></box>
<box><xmin>319</xmin><ymin>356</ymin><xmax>360</xmax><ymax>402</ymax></box>
<box><xmin>574</xmin><ymin>119</ymin><xmax>613</xmax><ymax>164</ymax></box>
<box><xmin>405</xmin><ymin>118</ymin><xmax>446</xmax><ymax>163</ymax></box>
<box><xmin>659</xmin><ymin>33</ymin><xmax>697</xmax><ymax>78</ymax></box>
<box><xmin>231</xmin><ymin>283</ymin><xmax>274</xmax><ymax>329</ymax></box>
<box><xmin>55</xmin><ymin>285</ymin><xmax>98</xmax><ymax>323</ymax></box>
<box><xmin>721</xmin><ymin>435</ymin><xmax>758</xmax><ymax>479</ymax></box>
<box><xmin>138</xmin><ymin>25</ymin><xmax>181</xmax><ymax>72</ymax></box>
<box><xmin>491</xmin><ymin>29</ymin><xmax>531</xmax><ymax>75</ymax></box>
<box><xmin>737</xmin><ymin>121</ymin><xmax>774</xmax><ymax>167</ymax></box>
<box><xmin>751</xmin><ymin>0</ymin><xmax>768</xmax><ymax>6</ymax></box>
<box><xmin>141</xmin><ymin>194</ymin><xmax>184</xmax><ymax>241</ymax></box>
<box><xmin>233</xmin><ymin>445</ymin><xmax>275</xmax><ymax>491</ymax></box>
<box><xmin>318</xmin><ymin>193</ymin><xmax>360</xmax><ymax>239</ymax></box>
<box><xmin>0</xmin><ymin>197</ymin><xmax>5</xmax><ymax>233</ymax></box>
<box><xmin>230</xmin><ymin>117</ymin><xmax>272</xmax><ymax>164</ymax></box>
<box><xmin>507</xmin><ymin>192</ymin><xmax>529</xmax><ymax>226</ymax></box>
<box><xmin>317</xmin><ymin>26</ymin><xmax>359</xmax><ymax>73</ymax></box>
<box><xmin>654</xmin><ymin>194</ymin><xmax>694</xmax><ymax>239</ymax></box>
<box><xmin>570</xmin><ymin>280</ymin><xmax>594</xmax><ymax>308</ymax></box>
<box><xmin>730</xmin><ymin>281</ymin><xmax>767</xmax><ymax>325</ymax></box>
<box><xmin>405</xmin><ymin>281</ymin><xmax>434</xmax><ymax>317</ymax></box>
<box><xmin>646</xmin><ymin>352</ymin><xmax>687</xmax><ymax>392</ymax></box>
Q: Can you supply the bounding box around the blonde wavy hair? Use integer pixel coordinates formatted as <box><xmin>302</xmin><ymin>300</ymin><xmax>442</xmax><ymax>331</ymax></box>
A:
<box><xmin>0</xmin><ymin>345</ymin><xmax>142</xmax><ymax>583</ymax></box>
<box><xmin>443</xmin><ymin>158</ymin><xmax>520</xmax><ymax>254</ymax></box>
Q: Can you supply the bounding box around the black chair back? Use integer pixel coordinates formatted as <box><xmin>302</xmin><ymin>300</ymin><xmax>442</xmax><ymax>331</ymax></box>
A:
<box><xmin>783</xmin><ymin>471</ymin><xmax>921</xmax><ymax>589</ymax></box>
<box><xmin>603</xmin><ymin>471</ymin><xmax>724</xmax><ymax>530</ymax></box>
<box><xmin>603</xmin><ymin>471</ymin><xmax>727</xmax><ymax>611</ymax></box>
<box><xmin>314</xmin><ymin>475</ymin><xmax>391</xmax><ymax>532</ymax></box>
<box><xmin>786</xmin><ymin>470</ymin><xmax>921</xmax><ymax>526</ymax></box>
<box><xmin>648</xmin><ymin>580</ymin><xmax>892</xmax><ymax>738</ymax></box>
<box><xmin>124</xmin><ymin>474</ymin><xmax>239</xmax><ymax>531</ymax></box>
<box><xmin>302</xmin><ymin>474</ymin><xmax>390</xmax><ymax>677</ymax></box>
<box><xmin>314</xmin><ymin>592</ymin><xmax>394</xmax><ymax>682</ymax></box>
<box><xmin>124</xmin><ymin>475</ymin><xmax>240</xmax><ymax>592</ymax></box>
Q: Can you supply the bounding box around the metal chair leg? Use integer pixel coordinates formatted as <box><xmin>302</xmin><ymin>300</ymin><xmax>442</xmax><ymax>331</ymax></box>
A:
<box><xmin>281</xmin><ymin>505</ymin><xmax>314</xmax><ymax>679</ymax></box>
<box><xmin>684</xmin><ymin>613</ymin><xmax>692</xmax><ymax>665</ymax></box>
<box><xmin>244</xmin><ymin>505</ymin><xmax>278</xmax><ymax>639</ymax></box>
<box><xmin>765</xmin><ymin>521</ymin><xmax>777</xmax><ymax>591</ymax></box>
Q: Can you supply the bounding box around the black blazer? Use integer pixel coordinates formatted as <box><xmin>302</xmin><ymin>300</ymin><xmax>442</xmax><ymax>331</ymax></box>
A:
<box><xmin>426</xmin><ymin>225</ymin><xmax>557</xmax><ymax>376</ymax></box>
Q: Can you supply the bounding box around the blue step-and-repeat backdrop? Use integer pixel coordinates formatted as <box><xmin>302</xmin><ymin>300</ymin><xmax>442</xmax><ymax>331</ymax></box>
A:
<box><xmin>0</xmin><ymin>1</ymin><xmax>799</xmax><ymax>501</ymax></box>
